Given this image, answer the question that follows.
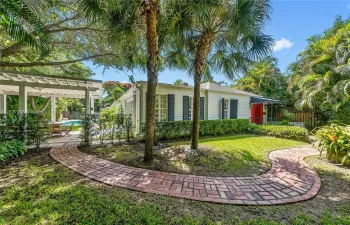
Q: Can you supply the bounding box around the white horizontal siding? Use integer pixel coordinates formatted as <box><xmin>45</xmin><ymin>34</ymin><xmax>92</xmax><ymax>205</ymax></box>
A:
<box><xmin>138</xmin><ymin>84</ymin><xmax>252</xmax><ymax>129</ymax></box>
<box><xmin>207</xmin><ymin>91</ymin><xmax>251</xmax><ymax>120</ymax></box>
<box><xmin>140</xmin><ymin>85</ymin><xmax>205</xmax><ymax>123</ymax></box>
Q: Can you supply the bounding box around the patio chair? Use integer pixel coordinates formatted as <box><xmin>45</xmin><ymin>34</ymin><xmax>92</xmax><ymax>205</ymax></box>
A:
<box><xmin>61</xmin><ymin>122</ymin><xmax>74</xmax><ymax>137</ymax></box>
<box><xmin>50</xmin><ymin>124</ymin><xmax>62</xmax><ymax>137</ymax></box>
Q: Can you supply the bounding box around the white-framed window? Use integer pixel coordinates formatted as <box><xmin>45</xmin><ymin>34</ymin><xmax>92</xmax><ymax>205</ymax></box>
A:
<box><xmin>155</xmin><ymin>94</ymin><xmax>167</xmax><ymax>122</ymax></box>
<box><xmin>125</xmin><ymin>100</ymin><xmax>133</xmax><ymax>116</ymax></box>
<box><xmin>189</xmin><ymin>97</ymin><xmax>193</xmax><ymax>120</ymax></box>
<box><xmin>223</xmin><ymin>99</ymin><xmax>229</xmax><ymax>119</ymax></box>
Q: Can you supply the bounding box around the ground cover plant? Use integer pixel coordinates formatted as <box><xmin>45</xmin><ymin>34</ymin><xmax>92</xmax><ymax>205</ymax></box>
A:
<box><xmin>81</xmin><ymin>135</ymin><xmax>307</xmax><ymax>176</ymax></box>
<box><xmin>0</xmin><ymin>143</ymin><xmax>349</xmax><ymax>224</ymax></box>
<box><xmin>0</xmin><ymin>140</ymin><xmax>26</xmax><ymax>162</ymax></box>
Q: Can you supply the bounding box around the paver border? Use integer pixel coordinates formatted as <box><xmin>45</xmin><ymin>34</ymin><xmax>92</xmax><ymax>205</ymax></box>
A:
<box><xmin>50</xmin><ymin>144</ymin><xmax>321</xmax><ymax>205</ymax></box>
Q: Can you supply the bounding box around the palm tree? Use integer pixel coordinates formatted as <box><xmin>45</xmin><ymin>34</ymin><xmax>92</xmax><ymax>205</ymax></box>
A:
<box><xmin>0</xmin><ymin>0</ymin><xmax>51</xmax><ymax>58</ymax></box>
<box><xmin>166</xmin><ymin>0</ymin><xmax>273</xmax><ymax>149</ymax></box>
<box><xmin>234</xmin><ymin>56</ymin><xmax>288</xmax><ymax>100</ymax></box>
<box><xmin>78</xmin><ymin>0</ymin><xmax>164</xmax><ymax>162</ymax></box>
<box><xmin>289</xmin><ymin>21</ymin><xmax>350</xmax><ymax>113</ymax></box>
<box><xmin>174</xmin><ymin>79</ymin><xmax>184</xmax><ymax>86</ymax></box>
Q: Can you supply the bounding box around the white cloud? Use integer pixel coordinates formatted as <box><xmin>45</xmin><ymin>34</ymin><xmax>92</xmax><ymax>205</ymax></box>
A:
<box><xmin>273</xmin><ymin>38</ymin><xmax>294</xmax><ymax>52</ymax></box>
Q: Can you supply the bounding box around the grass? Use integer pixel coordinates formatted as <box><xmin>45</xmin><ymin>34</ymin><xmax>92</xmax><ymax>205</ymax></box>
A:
<box><xmin>81</xmin><ymin>135</ymin><xmax>308</xmax><ymax>176</ymax></box>
<box><xmin>0</xmin><ymin>146</ymin><xmax>349</xmax><ymax>224</ymax></box>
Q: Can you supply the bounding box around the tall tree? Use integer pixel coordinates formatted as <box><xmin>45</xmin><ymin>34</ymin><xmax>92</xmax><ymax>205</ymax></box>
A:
<box><xmin>288</xmin><ymin>17</ymin><xmax>350</xmax><ymax>123</ymax></box>
<box><xmin>78</xmin><ymin>0</ymin><xmax>167</xmax><ymax>162</ymax></box>
<box><xmin>102</xmin><ymin>81</ymin><xmax>132</xmax><ymax>107</ymax></box>
<box><xmin>0</xmin><ymin>0</ymin><xmax>118</xmax><ymax>72</ymax></box>
<box><xmin>166</xmin><ymin>0</ymin><xmax>273</xmax><ymax>149</ymax></box>
<box><xmin>0</xmin><ymin>0</ymin><xmax>51</xmax><ymax>58</ymax></box>
<box><xmin>234</xmin><ymin>56</ymin><xmax>289</xmax><ymax>101</ymax></box>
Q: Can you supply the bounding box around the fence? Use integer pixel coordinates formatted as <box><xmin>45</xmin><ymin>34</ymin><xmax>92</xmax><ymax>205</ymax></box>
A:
<box><xmin>251</xmin><ymin>108</ymin><xmax>320</xmax><ymax>131</ymax></box>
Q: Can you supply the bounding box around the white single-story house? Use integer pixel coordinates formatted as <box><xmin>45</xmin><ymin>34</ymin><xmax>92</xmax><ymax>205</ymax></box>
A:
<box><xmin>116</xmin><ymin>81</ymin><xmax>280</xmax><ymax>136</ymax></box>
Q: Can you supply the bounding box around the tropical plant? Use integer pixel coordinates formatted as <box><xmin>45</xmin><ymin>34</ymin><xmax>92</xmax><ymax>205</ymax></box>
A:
<box><xmin>314</xmin><ymin>124</ymin><xmax>350</xmax><ymax>167</ymax></box>
<box><xmin>80</xmin><ymin>114</ymin><xmax>97</xmax><ymax>146</ymax></box>
<box><xmin>0</xmin><ymin>139</ymin><xmax>26</xmax><ymax>162</ymax></box>
<box><xmin>77</xmin><ymin>0</ymin><xmax>165</xmax><ymax>162</ymax></box>
<box><xmin>0</xmin><ymin>0</ymin><xmax>51</xmax><ymax>58</ymax></box>
<box><xmin>26</xmin><ymin>113</ymin><xmax>50</xmax><ymax>149</ymax></box>
<box><xmin>288</xmin><ymin>17</ymin><xmax>350</xmax><ymax>123</ymax></box>
<box><xmin>166</xmin><ymin>0</ymin><xmax>273</xmax><ymax>149</ymax></box>
<box><xmin>0</xmin><ymin>0</ymin><xmax>119</xmax><ymax>70</ymax></box>
<box><xmin>234</xmin><ymin>56</ymin><xmax>290</xmax><ymax>101</ymax></box>
<box><xmin>124</xmin><ymin>114</ymin><xmax>133</xmax><ymax>142</ymax></box>
<box><xmin>102</xmin><ymin>81</ymin><xmax>132</xmax><ymax>107</ymax></box>
<box><xmin>174</xmin><ymin>79</ymin><xmax>184</xmax><ymax>86</ymax></box>
<box><xmin>113</xmin><ymin>106</ymin><xmax>124</xmax><ymax>142</ymax></box>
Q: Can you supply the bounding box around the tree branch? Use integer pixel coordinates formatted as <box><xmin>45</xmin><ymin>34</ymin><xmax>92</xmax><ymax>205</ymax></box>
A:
<box><xmin>0</xmin><ymin>53</ymin><xmax>117</xmax><ymax>68</ymax></box>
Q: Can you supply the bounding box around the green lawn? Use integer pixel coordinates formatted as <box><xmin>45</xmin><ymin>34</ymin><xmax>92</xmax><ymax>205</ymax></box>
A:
<box><xmin>0</xmin><ymin>146</ymin><xmax>349</xmax><ymax>224</ymax></box>
<box><xmin>82</xmin><ymin>135</ymin><xmax>308</xmax><ymax>176</ymax></box>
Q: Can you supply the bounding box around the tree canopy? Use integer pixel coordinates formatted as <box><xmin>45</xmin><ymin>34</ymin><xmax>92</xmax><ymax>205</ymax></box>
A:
<box><xmin>234</xmin><ymin>56</ymin><xmax>290</xmax><ymax>101</ymax></box>
<box><xmin>288</xmin><ymin>16</ymin><xmax>350</xmax><ymax>122</ymax></box>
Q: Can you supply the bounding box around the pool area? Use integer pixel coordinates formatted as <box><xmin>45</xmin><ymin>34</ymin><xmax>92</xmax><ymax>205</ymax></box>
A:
<box><xmin>62</xmin><ymin>120</ymin><xmax>82</xmax><ymax>126</ymax></box>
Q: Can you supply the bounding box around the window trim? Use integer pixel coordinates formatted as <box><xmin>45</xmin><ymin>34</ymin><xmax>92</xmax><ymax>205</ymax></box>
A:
<box><xmin>155</xmin><ymin>94</ymin><xmax>168</xmax><ymax>122</ymax></box>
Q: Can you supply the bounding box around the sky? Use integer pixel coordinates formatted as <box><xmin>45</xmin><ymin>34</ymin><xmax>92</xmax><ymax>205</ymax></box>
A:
<box><xmin>86</xmin><ymin>0</ymin><xmax>350</xmax><ymax>85</ymax></box>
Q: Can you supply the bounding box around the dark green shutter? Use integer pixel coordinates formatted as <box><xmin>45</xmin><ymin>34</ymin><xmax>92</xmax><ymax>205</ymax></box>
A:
<box><xmin>183</xmin><ymin>96</ymin><xmax>189</xmax><ymax>120</ymax></box>
<box><xmin>200</xmin><ymin>97</ymin><xmax>205</xmax><ymax>120</ymax></box>
<box><xmin>230</xmin><ymin>99</ymin><xmax>238</xmax><ymax>119</ymax></box>
<box><xmin>221</xmin><ymin>98</ymin><xmax>225</xmax><ymax>119</ymax></box>
<box><xmin>168</xmin><ymin>94</ymin><xmax>175</xmax><ymax>121</ymax></box>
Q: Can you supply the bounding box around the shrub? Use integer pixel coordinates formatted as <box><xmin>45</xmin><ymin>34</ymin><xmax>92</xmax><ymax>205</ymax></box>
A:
<box><xmin>0</xmin><ymin>140</ymin><xmax>27</xmax><ymax>162</ymax></box>
<box><xmin>26</xmin><ymin>113</ymin><xmax>50</xmax><ymax>149</ymax></box>
<box><xmin>140</xmin><ymin>119</ymin><xmax>251</xmax><ymax>140</ymax></box>
<box><xmin>258</xmin><ymin>125</ymin><xmax>309</xmax><ymax>142</ymax></box>
<box><xmin>80</xmin><ymin>114</ymin><xmax>98</xmax><ymax>146</ymax></box>
<box><xmin>314</xmin><ymin>124</ymin><xmax>350</xmax><ymax>167</ymax></box>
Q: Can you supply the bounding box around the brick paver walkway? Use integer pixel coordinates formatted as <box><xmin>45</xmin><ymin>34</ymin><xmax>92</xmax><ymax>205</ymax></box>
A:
<box><xmin>50</xmin><ymin>144</ymin><xmax>321</xmax><ymax>205</ymax></box>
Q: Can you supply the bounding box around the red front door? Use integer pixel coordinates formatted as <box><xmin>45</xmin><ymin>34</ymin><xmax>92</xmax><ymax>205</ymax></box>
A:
<box><xmin>251</xmin><ymin>104</ymin><xmax>264</xmax><ymax>124</ymax></box>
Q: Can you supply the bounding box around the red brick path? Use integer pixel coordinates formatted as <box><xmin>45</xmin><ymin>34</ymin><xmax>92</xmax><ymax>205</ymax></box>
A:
<box><xmin>50</xmin><ymin>144</ymin><xmax>321</xmax><ymax>205</ymax></box>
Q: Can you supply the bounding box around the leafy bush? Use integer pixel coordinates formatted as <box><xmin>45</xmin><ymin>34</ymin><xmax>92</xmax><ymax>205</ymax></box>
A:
<box><xmin>26</xmin><ymin>113</ymin><xmax>50</xmax><ymax>149</ymax></box>
<box><xmin>0</xmin><ymin>140</ymin><xmax>27</xmax><ymax>162</ymax></box>
<box><xmin>314</xmin><ymin>124</ymin><xmax>350</xmax><ymax>167</ymax></box>
<box><xmin>80</xmin><ymin>114</ymin><xmax>98</xmax><ymax>146</ymax></box>
<box><xmin>140</xmin><ymin>119</ymin><xmax>251</xmax><ymax>140</ymax></box>
<box><xmin>258</xmin><ymin>125</ymin><xmax>309</xmax><ymax>142</ymax></box>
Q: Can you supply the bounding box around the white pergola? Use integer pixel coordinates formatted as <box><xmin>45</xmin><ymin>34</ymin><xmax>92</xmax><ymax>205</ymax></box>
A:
<box><xmin>0</xmin><ymin>70</ymin><xmax>103</xmax><ymax>122</ymax></box>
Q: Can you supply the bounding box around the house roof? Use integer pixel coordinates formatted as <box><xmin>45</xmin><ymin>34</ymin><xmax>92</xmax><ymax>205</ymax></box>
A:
<box><xmin>200</xmin><ymin>82</ymin><xmax>260</xmax><ymax>96</ymax></box>
<box><xmin>136</xmin><ymin>81</ymin><xmax>261</xmax><ymax>97</ymax></box>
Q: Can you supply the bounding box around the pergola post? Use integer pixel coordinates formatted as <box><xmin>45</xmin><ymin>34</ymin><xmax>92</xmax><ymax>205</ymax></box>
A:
<box><xmin>85</xmin><ymin>88</ymin><xmax>90</xmax><ymax>115</ymax></box>
<box><xmin>51</xmin><ymin>97</ymin><xmax>56</xmax><ymax>122</ymax></box>
<box><xmin>0</xmin><ymin>94</ymin><xmax>6</xmax><ymax>114</ymax></box>
<box><xmin>19</xmin><ymin>86</ymin><xmax>27</xmax><ymax>113</ymax></box>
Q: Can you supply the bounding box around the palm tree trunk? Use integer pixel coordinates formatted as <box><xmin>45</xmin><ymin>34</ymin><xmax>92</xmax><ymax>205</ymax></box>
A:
<box><xmin>144</xmin><ymin>0</ymin><xmax>159</xmax><ymax>162</ymax></box>
<box><xmin>191</xmin><ymin>32</ymin><xmax>215</xmax><ymax>150</ymax></box>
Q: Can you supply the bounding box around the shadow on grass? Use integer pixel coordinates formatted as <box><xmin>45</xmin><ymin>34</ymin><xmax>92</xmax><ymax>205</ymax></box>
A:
<box><xmin>1</xmin><ymin>145</ymin><xmax>349</xmax><ymax>224</ymax></box>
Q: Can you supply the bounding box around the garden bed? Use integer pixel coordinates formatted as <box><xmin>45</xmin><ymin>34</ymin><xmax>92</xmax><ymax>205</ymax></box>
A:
<box><xmin>80</xmin><ymin>135</ymin><xmax>308</xmax><ymax>177</ymax></box>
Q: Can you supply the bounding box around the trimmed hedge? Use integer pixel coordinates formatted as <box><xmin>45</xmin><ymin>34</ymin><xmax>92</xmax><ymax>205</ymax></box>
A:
<box><xmin>140</xmin><ymin>120</ymin><xmax>310</xmax><ymax>142</ymax></box>
<box><xmin>257</xmin><ymin>125</ymin><xmax>309</xmax><ymax>142</ymax></box>
<box><xmin>140</xmin><ymin>119</ymin><xmax>251</xmax><ymax>140</ymax></box>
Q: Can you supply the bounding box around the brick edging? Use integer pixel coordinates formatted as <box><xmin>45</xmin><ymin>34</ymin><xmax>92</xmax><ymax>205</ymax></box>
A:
<box><xmin>50</xmin><ymin>144</ymin><xmax>321</xmax><ymax>205</ymax></box>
